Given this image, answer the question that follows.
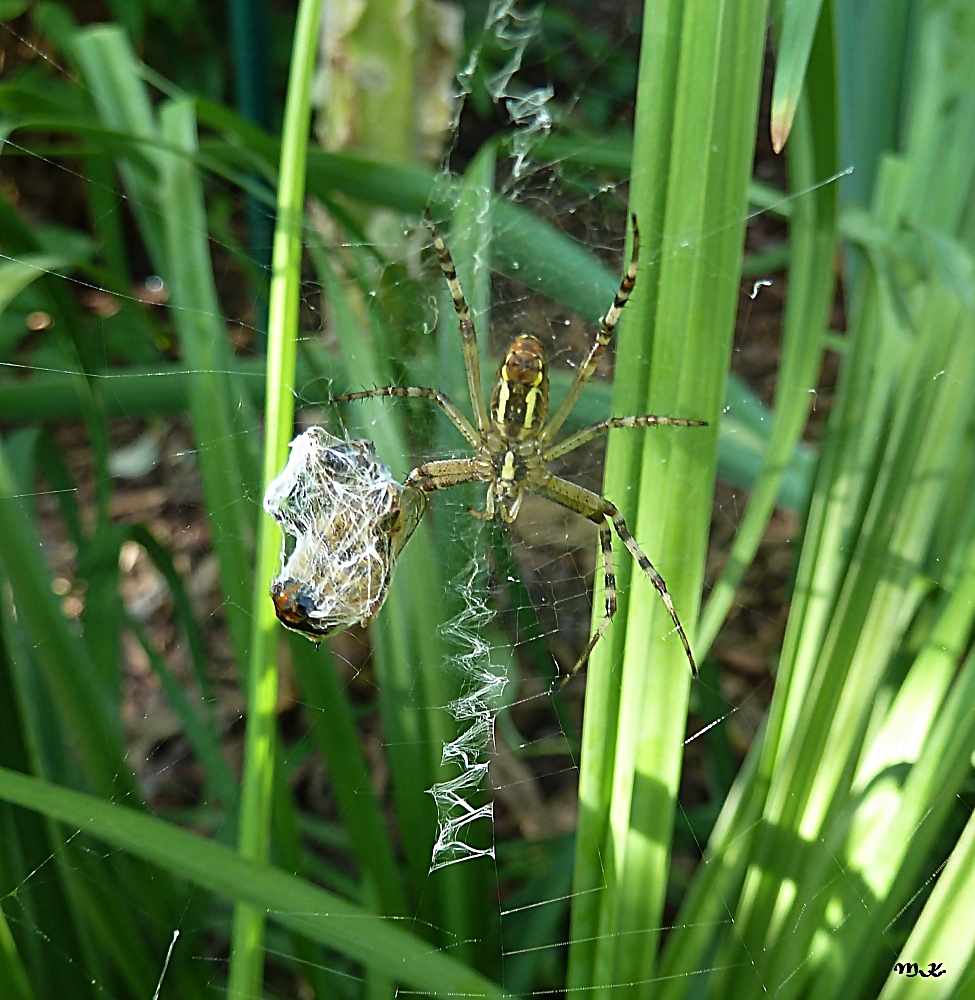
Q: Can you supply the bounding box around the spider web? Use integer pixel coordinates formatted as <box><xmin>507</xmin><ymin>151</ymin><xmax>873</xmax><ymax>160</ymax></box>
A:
<box><xmin>0</xmin><ymin>4</ymin><xmax>804</xmax><ymax>994</ymax></box>
<box><xmin>0</xmin><ymin>4</ymin><xmax>956</xmax><ymax>1000</ymax></box>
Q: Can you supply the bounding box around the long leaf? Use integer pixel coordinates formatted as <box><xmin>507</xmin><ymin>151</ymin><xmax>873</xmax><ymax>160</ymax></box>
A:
<box><xmin>770</xmin><ymin>0</ymin><xmax>827</xmax><ymax>152</ymax></box>
<box><xmin>290</xmin><ymin>637</ymin><xmax>407</xmax><ymax>917</ymax></box>
<box><xmin>0</xmin><ymin>254</ymin><xmax>75</xmax><ymax>310</ymax></box>
<box><xmin>0</xmin><ymin>361</ymin><xmax>812</xmax><ymax>508</ymax></box>
<box><xmin>0</xmin><ymin>437</ymin><xmax>130</xmax><ymax>798</ymax></box>
<box><xmin>569</xmin><ymin>0</ymin><xmax>772</xmax><ymax>994</ymax></box>
<box><xmin>227</xmin><ymin>0</ymin><xmax>325</xmax><ymax>995</ymax></box>
<box><xmin>0</xmin><ymin>766</ymin><xmax>509</xmax><ymax>1000</ymax></box>
<box><xmin>875</xmin><ymin>795</ymin><xmax>975</xmax><ymax>999</ymax></box>
<box><xmin>70</xmin><ymin>27</ymin><xmax>167</xmax><ymax>270</ymax></box>
<box><xmin>696</xmin><ymin>0</ymin><xmax>837</xmax><ymax>657</ymax></box>
<box><xmin>158</xmin><ymin>97</ymin><xmax>256</xmax><ymax>670</ymax></box>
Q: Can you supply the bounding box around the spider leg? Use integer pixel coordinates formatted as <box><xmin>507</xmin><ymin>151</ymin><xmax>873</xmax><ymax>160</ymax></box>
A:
<box><xmin>469</xmin><ymin>483</ymin><xmax>495</xmax><ymax>521</ymax></box>
<box><xmin>608</xmin><ymin>507</ymin><xmax>696</xmax><ymax>677</ymax></box>
<box><xmin>540</xmin><ymin>215</ymin><xmax>640</xmax><ymax>445</ymax></box>
<box><xmin>499</xmin><ymin>483</ymin><xmax>525</xmax><ymax>524</ymax></box>
<box><xmin>529</xmin><ymin>473</ymin><xmax>697</xmax><ymax>681</ymax></box>
<box><xmin>424</xmin><ymin>208</ymin><xmax>491</xmax><ymax>434</ymax></box>
<box><xmin>406</xmin><ymin>458</ymin><xmax>485</xmax><ymax>492</ymax></box>
<box><xmin>409</xmin><ymin>459</ymin><xmax>497</xmax><ymax>520</ymax></box>
<box><xmin>333</xmin><ymin>386</ymin><xmax>479</xmax><ymax>449</ymax></box>
<box><xmin>544</xmin><ymin>413</ymin><xmax>707</xmax><ymax>463</ymax></box>
<box><xmin>559</xmin><ymin>517</ymin><xmax>616</xmax><ymax>687</ymax></box>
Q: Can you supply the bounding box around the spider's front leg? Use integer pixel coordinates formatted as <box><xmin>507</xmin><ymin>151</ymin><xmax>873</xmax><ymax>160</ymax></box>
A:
<box><xmin>405</xmin><ymin>458</ymin><xmax>485</xmax><ymax>493</ymax></box>
<box><xmin>332</xmin><ymin>386</ymin><xmax>479</xmax><ymax>449</ymax></box>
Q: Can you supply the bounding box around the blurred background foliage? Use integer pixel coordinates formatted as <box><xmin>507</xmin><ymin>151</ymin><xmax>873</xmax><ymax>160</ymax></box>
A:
<box><xmin>0</xmin><ymin>0</ymin><xmax>973</xmax><ymax>999</ymax></box>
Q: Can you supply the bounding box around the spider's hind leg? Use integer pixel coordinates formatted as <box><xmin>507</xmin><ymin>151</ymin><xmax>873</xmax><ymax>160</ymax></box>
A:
<box><xmin>530</xmin><ymin>474</ymin><xmax>697</xmax><ymax>682</ymax></box>
<box><xmin>608</xmin><ymin>508</ymin><xmax>697</xmax><ymax>678</ymax></box>
<box><xmin>559</xmin><ymin>516</ymin><xmax>616</xmax><ymax>687</ymax></box>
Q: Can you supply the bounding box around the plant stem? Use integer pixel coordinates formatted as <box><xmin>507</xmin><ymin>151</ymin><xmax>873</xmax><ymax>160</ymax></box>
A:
<box><xmin>226</xmin><ymin>0</ymin><xmax>325</xmax><ymax>995</ymax></box>
<box><xmin>568</xmin><ymin>0</ymin><xmax>770</xmax><ymax>993</ymax></box>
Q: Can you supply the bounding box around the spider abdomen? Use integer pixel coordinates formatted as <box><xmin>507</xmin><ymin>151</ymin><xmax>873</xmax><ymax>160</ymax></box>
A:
<box><xmin>490</xmin><ymin>334</ymin><xmax>549</xmax><ymax>441</ymax></box>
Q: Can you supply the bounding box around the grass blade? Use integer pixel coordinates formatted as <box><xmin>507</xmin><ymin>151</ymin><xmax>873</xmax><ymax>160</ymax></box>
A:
<box><xmin>307</xmin><ymin>245</ymin><xmax>451</xmax><ymax>918</ymax></box>
<box><xmin>0</xmin><ymin>254</ymin><xmax>75</xmax><ymax>308</ymax></box>
<box><xmin>72</xmin><ymin>27</ymin><xmax>256</xmax><ymax>671</ymax></box>
<box><xmin>125</xmin><ymin>615</ymin><xmax>237</xmax><ymax>808</ymax></box>
<box><xmin>0</xmin><ymin>436</ymin><xmax>131</xmax><ymax>798</ymax></box>
<box><xmin>605</xmin><ymin>0</ymin><xmax>771</xmax><ymax>989</ymax></box>
<box><xmin>70</xmin><ymin>27</ymin><xmax>168</xmax><ymax>271</ymax></box>
<box><xmin>125</xmin><ymin>523</ymin><xmax>215</xmax><ymax>703</ymax></box>
<box><xmin>0</xmin><ymin>905</ymin><xmax>35</xmax><ymax>1000</ymax></box>
<box><xmin>770</xmin><ymin>0</ymin><xmax>827</xmax><ymax>152</ymax></box>
<box><xmin>876</xmin><ymin>796</ymin><xmax>975</xmax><ymax>1000</ymax></box>
<box><xmin>227</xmin><ymin>0</ymin><xmax>325</xmax><ymax>994</ymax></box>
<box><xmin>0</xmin><ymin>766</ymin><xmax>510</xmax><ymax>1000</ymax></box>
<box><xmin>290</xmin><ymin>636</ymin><xmax>408</xmax><ymax>918</ymax></box>
<box><xmin>696</xmin><ymin>0</ymin><xmax>838</xmax><ymax>657</ymax></box>
<box><xmin>157</xmin><ymin>97</ymin><xmax>255</xmax><ymax>670</ymax></box>
<box><xmin>569</xmin><ymin>0</ymin><xmax>772</xmax><ymax>993</ymax></box>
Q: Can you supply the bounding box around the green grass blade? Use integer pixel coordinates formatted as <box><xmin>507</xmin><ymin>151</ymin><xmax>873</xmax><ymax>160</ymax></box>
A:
<box><xmin>501</xmin><ymin>836</ymin><xmax>575</xmax><ymax>996</ymax></box>
<box><xmin>70</xmin><ymin>26</ymin><xmax>256</xmax><ymax>671</ymax></box>
<box><xmin>290</xmin><ymin>636</ymin><xmax>408</xmax><ymax>918</ymax></box>
<box><xmin>0</xmin><ymin>357</ymin><xmax>812</xmax><ymax>512</ymax></box>
<box><xmin>717</xmin><ymin>287</ymin><xmax>974</xmax><ymax>1000</ymax></box>
<box><xmin>0</xmin><ymin>905</ymin><xmax>35</xmax><ymax>1000</ymax></box>
<box><xmin>70</xmin><ymin>26</ymin><xmax>168</xmax><ymax>271</ymax></box>
<box><xmin>875</xmin><ymin>794</ymin><xmax>975</xmax><ymax>1000</ymax></box>
<box><xmin>0</xmin><ymin>766</ymin><xmax>510</xmax><ymax>1000</ymax></box>
<box><xmin>0</xmin><ymin>634</ymin><xmax>40</xmax><ymax>1000</ymax></box>
<box><xmin>0</xmin><ymin>599</ymin><xmax>95</xmax><ymax>999</ymax></box>
<box><xmin>82</xmin><ymin>153</ymin><xmax>131</xmax><ymax>287</ymax></box>
<box><xmin>809</xmin><ymin>594</ymin><xmax>975</xmax><ymax>999</ymax></box>
<box><xmin>125</xmin><ymin>615</ymin><xmax>237</xmax><ymax>807</ymax></box>
<box><xmin>308</xmin><ymin>245</ymin><xmax>449</xmax><ymax>912</ymax></box>
<box><xmin>429</xmin><ymin>147</ymin><xmax>502</xmax><ymax>975</ymax></box>
<box><xmin>688</xmin><ymin>172</ymin><xmax>909</xmax><ymax>977</ymax></box>
<box><xmin>770</xmin><ymin>0</ymin><xmax>827</xmax><ymax>152</ymax></box>
<box><xmin>602</xmin><ymin>0</ymin><xmax>772</xmax><ymax>990</ymax></box>
<box><xmin>568</xmin><ymin>0</ymin><xmax>772</xmax><ymax>994</ymax></box>
<box><xmin>0</xmin><ymin>437</ymin><xmax>131</xmax><ymax>798</ymax></box>
<box><xmin>125</xmin><ymin>523</ymin><xmax>215</xmax><ymax>704</ymax></box>
<box><xmin>0</xmin><ymin>442</ymin><xmax>199</xmax><ymax>996</ymax></box>
<box><xmin>564</xmin><ymin>0</ymin><xmax>701</xmax><ymax>971</ymax></box>
<box><xmin>0</xmin><ymin>254</ymin><xmax>75</xmax><ymax>308</ymax></box>
<box><xmin>157</xmin><ymin>98</ymin><xmax>255</xmax><ymax>671</ymax></box>
<box><xmin>696</xmin><ymin>0</ymin><xmax>838</xmax><ymax>658</ymax></box>
<box><xmin>32</xmin><ymin>429</ymin><xmax>84</xmax><ymax>548</ymax></box>
<box><xmin>704</xmin><ymin>54</ymin><xmax>975</xmax><ymax>978</ymax></box>
<box><xmin>227</xmin><ymin>0</ymin><xmax>325</xmax><ymax>995</ymax></box>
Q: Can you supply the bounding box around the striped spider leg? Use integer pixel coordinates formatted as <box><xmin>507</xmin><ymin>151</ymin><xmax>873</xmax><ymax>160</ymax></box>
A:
<box><xmin>528</xmin><ymin>471</ymin><xmax>700</xmax><ymax>688</ymax></box>
<box><xmin>540</xmin><ymin>214</ymin><xmax>642</xmax><ymax>446</ymax></box>
<box><xmin>333</xmin><ymin>210</ymin><xmax>707</xmax><ymax>684</ymax></box>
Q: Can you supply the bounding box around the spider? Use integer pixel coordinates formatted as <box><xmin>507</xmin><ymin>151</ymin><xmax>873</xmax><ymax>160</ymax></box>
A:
<box><xmin>334</xmin><ymin>209</ymin><xmax>707</xmax><ymax>684</ymax></box>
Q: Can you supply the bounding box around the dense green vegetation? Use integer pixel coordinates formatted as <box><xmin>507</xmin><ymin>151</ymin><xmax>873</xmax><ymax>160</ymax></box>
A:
<box><xmin>0</xmin><ymin>1</ymin><xmax>974</xmax><ymax>998</ymax></box>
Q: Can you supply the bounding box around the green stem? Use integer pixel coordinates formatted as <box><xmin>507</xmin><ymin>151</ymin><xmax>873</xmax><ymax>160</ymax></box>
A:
<box><xmin>227</xmin><ymin>0</ymin><xmax>325</xmax><ymax>995</ymax></box>
<box><xmin>695</xmin><ymin>0</ymin><xmax>838</xmax><ymax>658</ymax></box>
<box><xmin>568</xmin><ymin>0</ymin><xmax>771</xmax><ymax>994</ymax></box>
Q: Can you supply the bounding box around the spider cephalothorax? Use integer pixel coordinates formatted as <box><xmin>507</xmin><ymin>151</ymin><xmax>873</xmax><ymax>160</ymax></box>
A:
<box><xmin>335</xmin><ymin>210</ymin><xmax>708</xmax><ymax>684</ymax></box>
